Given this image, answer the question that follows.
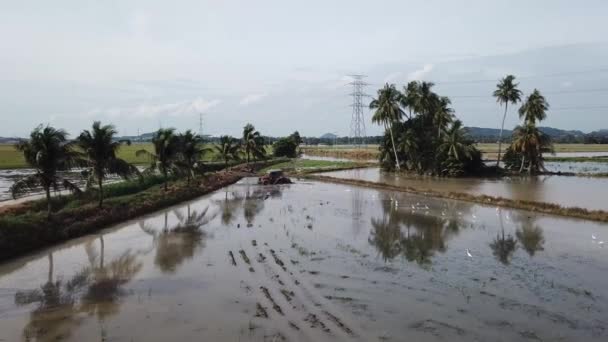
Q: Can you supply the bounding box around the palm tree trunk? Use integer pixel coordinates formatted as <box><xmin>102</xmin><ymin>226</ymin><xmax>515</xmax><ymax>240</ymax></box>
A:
<box><xmin>496</xmin><ymin>103</ymin><xmax>508</xmax><ymax>167</ymax></box>
<box><xmin>45</xmin><ymin>186</ymin><xmax>52</xmax><ymax>217</ymax></box>
<box><xmin>163</xmin><ymin>170</ymin><xmax>168</xmax><ymax>191</ymax></box>
<box><xmin>388</xmin><ymin>123</ymin><xmax>401</xmax><ymax>170</ymax></box>
<box><xmin>519</xmin><ymin>155</ymin><xmax>525</xmax><ymax>173</ymax></box>
<box><xmin>98</xmin><ymin>177</ymin><xmax>104</xmax><ymax>208</ymax></box>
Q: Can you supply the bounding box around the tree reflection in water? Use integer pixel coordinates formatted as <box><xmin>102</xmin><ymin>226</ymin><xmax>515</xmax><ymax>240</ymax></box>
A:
<box><xmin>514</xmin><ymin>214</ymin><xmax>545</xmax><ymax>257</ymax></box>
<box><xmin>213</xmin><ymin>190</ymin><xmax>244</xmax><ymax>225</ymax></box>
<box><xmin>15</xmin><ymin>241</ymin><xmax>143</xmax><ymax>341</ymax></box>
<box><xmin>490</xmin><ymin>229</ymin><xmax>518</xmax><ymax>265</ymax></box>
<box><xmin>242</xmin><ymin>185</ymin><xmax>283</xmax><ymax>227</ymax></box>
<box><xmin>139</xmin><ymin>205</ymin><xmax>217</xmax><ymax>274</ymax></box>
<box><xmin>369</xmin><ymin>193</ymin><xmax>469</xmax><ymax>267</ymax></box>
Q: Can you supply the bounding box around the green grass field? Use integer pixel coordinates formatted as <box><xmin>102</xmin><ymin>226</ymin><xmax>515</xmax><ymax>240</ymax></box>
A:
<box><xmin>0</xmin><ymin>143</ymin><xmax>219</xmax><ymax>169</ymax></box>
<box><xmin>0</xmin><ymin>143</ymin><xmax>276</xmax><ymax>169</ymax></box>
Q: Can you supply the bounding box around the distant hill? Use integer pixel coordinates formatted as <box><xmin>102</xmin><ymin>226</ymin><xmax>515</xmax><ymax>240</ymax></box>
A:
<box><xmin>320</xmin><ymin>133</ymin><xmax>337</xmax><ymax>140</ymax></box>
<box><xmin>0</xmin><ymin>137</ymin><xmax>22</xmax><ymax>144</ymax></box>
<box><xmin>464</xmin><ymin>126</ymin><xmax>587</xmax><ymax>143</ymax></box>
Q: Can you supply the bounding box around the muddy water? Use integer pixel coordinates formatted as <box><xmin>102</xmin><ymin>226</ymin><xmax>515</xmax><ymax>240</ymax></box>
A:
<box><xmin>1</xmin><ymin>179</ymin><xmax>608</xmax><ymax>341</ymax></box>
<box><xmin>322</xmin><ymin>167</ymin><xmax>608</xmax><ymax>211</ymax></box>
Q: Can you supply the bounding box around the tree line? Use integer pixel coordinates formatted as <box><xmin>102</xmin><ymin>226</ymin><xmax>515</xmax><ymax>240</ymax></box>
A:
<box><xmin>11</xmin><ymin>121</ymin><xmax>301</xmax><ymax>216</ymax></box>
<box><xmin>369</xmin><ymin>75</ymin><xmax>552</xmax><ymax>175</ymax></box>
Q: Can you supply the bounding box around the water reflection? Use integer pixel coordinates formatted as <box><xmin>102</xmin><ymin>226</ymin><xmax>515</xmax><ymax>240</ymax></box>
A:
<box><xmin>243</xmin><ymin>185</ymin><xmax>284</xmax><ymax>227</ymax></box>
<box><xmin>14</xmin><ymin>245</ymin><xmax>142</xmax><ymax>341</ymax></box>
<box><xmin>140</xmin><ymin>205</ymin><xmax>216</xmax><ymax>274</ymax></box>
<box><xmin>514</xmin><ymin>214</ymin><xmax>545</xmax><ymax>257</ymax></box>
<box><xmin>368</xmin><ymin>193</ymin><xmax>470</xmax><ymax>267</ymax></box>
<box><xmin>490</xmin><ymin>229</ymin><xmax>518</xmax><ymax>265</ymax></box>
<box><xmin>214</xmin><ymin>191</ymin><xmax>243</xmax><ymax>225</ymax></box>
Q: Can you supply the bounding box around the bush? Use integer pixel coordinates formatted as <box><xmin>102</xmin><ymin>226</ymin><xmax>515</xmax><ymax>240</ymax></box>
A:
<box><xmin>273</xmin><ymin>138</ymin><xmax>298</xmax><ymax>158</ymax></box>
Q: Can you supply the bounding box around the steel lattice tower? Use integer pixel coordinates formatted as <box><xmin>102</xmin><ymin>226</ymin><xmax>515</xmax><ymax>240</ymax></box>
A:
<box><xmin>348</xmin><ymin>75</ymin><xmax>368</xmax><ymax>146</ymax></box>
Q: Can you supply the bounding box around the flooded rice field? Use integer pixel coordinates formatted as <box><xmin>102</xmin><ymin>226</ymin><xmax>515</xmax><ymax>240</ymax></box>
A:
<box><xmin>1</xmin><ymin>179</ymin><xmax>607</xmax><ymax>341</ymax></box>
<box><xmin>544</xmin><ymin>161</ymin><xmax>608</xmax><ymax>174</ymax></box>
<box><xmin>322</xmin><ymin>168</ymin><xmax>608</xmax><ymax>211</ymax></box>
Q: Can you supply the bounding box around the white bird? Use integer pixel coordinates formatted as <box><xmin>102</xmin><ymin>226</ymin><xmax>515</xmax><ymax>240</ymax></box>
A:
<box><xmin>599</xmin><ymin>241</ymin><xmax>605</xmax><ymax>245</ymax></box>
<box><xmin>466</xmin><ymin>249</ymin><xmax>473</xmax><ymax>258</ymax></box>
<box><xmin>472</xmin><ymin>214</ymin><xmax>477</xmax><ymax>220</ymax></box>
<box><xmin>592</xmin><ymin>234</ymin><xmax>597</xmax><ymax>240</ymax></box>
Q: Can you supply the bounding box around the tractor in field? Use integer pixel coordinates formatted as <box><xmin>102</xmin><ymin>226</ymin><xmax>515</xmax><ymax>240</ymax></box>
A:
<box><xmin>258</xmin><ymin>170</ymin><xmax>292</xmax><ymax>185</ymax></box>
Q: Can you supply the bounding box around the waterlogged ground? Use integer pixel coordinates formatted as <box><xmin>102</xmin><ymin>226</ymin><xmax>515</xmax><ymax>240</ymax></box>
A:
<box><xmin>1</xmin><ymin>179</ymin><xmax>607</xmax><ymax>341</ymax></box>
<box><xmin>322</xmin><ymin>167</ymin><xmax>608</xmax><ymax>211</ymax></box>
<box><xmin>544</xmin><ymin>161</ymin><xmax>608</xmax><ymax>174</ymax></box>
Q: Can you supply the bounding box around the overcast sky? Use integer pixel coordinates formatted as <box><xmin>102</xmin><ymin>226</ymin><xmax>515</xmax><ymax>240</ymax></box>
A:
<box><xmin>1</xmin><ymin>0</ymin><xmax>608</xmax><ymax>137</ymax></box>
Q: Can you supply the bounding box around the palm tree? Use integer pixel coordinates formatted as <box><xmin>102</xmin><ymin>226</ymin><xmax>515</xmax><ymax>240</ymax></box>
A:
<box><xmin>136</xmin><ymin>128</ymin><xmax>179</xmax><ymax>191</ymax></box>
<box><xmin>401</xmin><ymin>81</ymin><xmax>420</xmax><ymax>119</ymax></box>
<box><xmin>493</xmin><ymin>75</ymin><xmax>522</xmax><ymax>166</ymax></box>
<box><xmin>413</xmin><ymin>81</ymin><xmax>439</xmax><ymax>117</ymax></box>
<box><xmin>77</xmin><ymin>121</ymin><xmax>139</xmax><ymax>208</ymax></box>
<box><xmin>176</xmin><ymin>130</ymin><xmax>209</xmax><ymax>184</ymax></box>
<box><xmin>242</xmin><ymin>123</ymin><xmax>265</xmax><ymax>164</ymax></box>
<box><xmin>511</xmin><ymin>124</ymin><xmax>553</xmax><ymax>174</ymax></box>
<box><xmin>438</xmin><ymin>120</ymin><xmax>474</xmax><ymax>161</ymax></box>
<box><xmin>11</xmin><ymin>125</ymin><xmax>81</xmax><ymax>216</ymax></box>
<box><xmin>370</xmin><ymin>84</ymin><xmax>404</xmax><ymax>170</ymax></box>
<box><xmin>398</xmin><ymin>127</ymin><xmax>420</xmax><ymax>171</ymax></box>
<box><xmin>214</xmin><ymin>135</ymin><xmax>241</xmax><ymax>167</ymax></box>
<box><xmin>432</xmin><ymin>96</ymin><xmax>454</xmax><ymax>138</ymax></box>
<box><xmin>518</xmin><ymin>89</ymin><xmax>549</xmax><ymax>125</ymax></box>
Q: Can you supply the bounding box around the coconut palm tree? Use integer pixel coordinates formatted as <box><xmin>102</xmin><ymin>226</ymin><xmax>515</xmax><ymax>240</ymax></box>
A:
<box><xmin>77</xmin><ymin>121</ymin><xmax>139</xmax><ymax>208</ymax></box>
<box><xmin>413</xmin><ymin>81</ymin><xmax>439</xmax><ymax>117</ymax></box>
<box><xmin>518</xmin><ymin>89</ymin><xmax>549</xmax><ymax>125</ymax></box>
<box><xmin>438</xmin><ymin>120</ymin><xmax>474</xmax><ymax>162</ymax></box>
<box><xmin>11</xmin><ymin>125</ymin><xmax>81</xmax><ymax>216</ymax></box>
<box><xmin>401</xmin><ymin>81</ymin><xmax>420</xmax><ymax>119</ymax></box>
<box><xmin>214</xmin><ymin>135</ymin><xmax>241</xmax><ymax>167</ymax></box>
<box><xmin>493</xmin><ymin>75</ymin><xmax>522</xmax><ymax>166</ymax></box>
<box><xmin>398</xmin><ymin>127</ymin><xmax>420</xmax><ymax>171</ymax></box>
<box><xmin>370</xmin><ymin>84</ymin><xmax>404</xmax><ymax>170</ymax></box>
<box><xmin>176</xmin><ymin>130</ymin><xmax>210</xmax><ymax>184</ymax></box>
<box><xmin>136</xmin><ymin>128</ymin><xmax>179</xmax><ymax>191</ymax></box>
<box><xmin>432</xmin><ymin>96</ymin><xmax>454</xmax><ymax>138</ymax></box>
<box><xmin>242</xmin><ymin>123</ymin><xmax>265</xmax><ymax>164</ymax></box>
<box><xmin>511</xmin><ymin>124</ymin><xmax>553</xmax><ymax>174</ymax></box>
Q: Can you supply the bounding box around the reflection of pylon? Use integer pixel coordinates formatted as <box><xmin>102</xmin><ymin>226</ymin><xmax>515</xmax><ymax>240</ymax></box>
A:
<box><xmin>348</xmin><ymin>75</ymin><xmax>368</xmax><ymax>146</ymax></box>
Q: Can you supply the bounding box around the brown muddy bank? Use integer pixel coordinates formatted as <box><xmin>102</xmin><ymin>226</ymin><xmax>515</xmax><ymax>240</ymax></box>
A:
<box><xmin>0</xmin><ymin>179</ymin><xmax>607</xmax><ymax>341</ymax></box>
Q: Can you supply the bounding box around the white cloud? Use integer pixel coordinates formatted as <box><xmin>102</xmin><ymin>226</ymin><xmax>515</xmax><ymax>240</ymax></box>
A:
<box><xmin>407</xmin><ymin>64</ymin><xmax>434</xmax><ymax>81</ymax></box>
<box><xmin>88</xmin><ymin>98</ymin><xmax>221</xmax><ymax>119</ymax></box>
<box><xmin>239</xmin><ymin>93</ymin><xmax>267</xmax><ymax>106</ymax></box>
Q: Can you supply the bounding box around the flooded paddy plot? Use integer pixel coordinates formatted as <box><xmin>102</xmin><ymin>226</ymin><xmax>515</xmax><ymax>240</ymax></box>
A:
<box><xmin>1</xmin><ymin>179</ymin><xmax>607</xmax><ymax>341</ymax></box>
<box><xmin>322</xmin><ymin>167</ymin><xmax>608</xmax><ymax>211</ymax></box>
